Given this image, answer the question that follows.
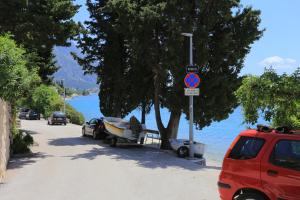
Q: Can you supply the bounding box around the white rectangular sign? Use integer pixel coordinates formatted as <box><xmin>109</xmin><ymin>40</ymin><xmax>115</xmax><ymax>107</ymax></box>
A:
<box><xmin>184</xmin><ymin>88</ymin><xmax>199</xmax><ymax>96</ymax></box>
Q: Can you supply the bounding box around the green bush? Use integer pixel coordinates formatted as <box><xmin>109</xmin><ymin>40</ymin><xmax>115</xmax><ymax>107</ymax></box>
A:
<box><xmin>0</xmin><ymin>35</ymin><xmax>40</xmax><ymax>103</ymax></box>
<box><xmin>236</xmin><ymin>69</ymin><xmax>300</xmax><ymax>129</ymax></box>
<box><xmin>31</xmin><ymin>85</ymin><xmax>63</xmax><ymax>118</ymax></box>
<box><xmin>66</xmin><ymin>104</ymin><xmax>85</xmax><ymax>125</ymax></box>
<box><xmin>11</xmin><ymin>128</ymin><xmax>34</xmax><ymax>154</ymax></box>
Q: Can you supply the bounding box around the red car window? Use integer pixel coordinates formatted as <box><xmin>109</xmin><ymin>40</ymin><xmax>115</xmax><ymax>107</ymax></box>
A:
<box><xmin>229</xmin><ymin>136</ymin><xmax>265</xmax><ymax>160</ymax></box>
<box><xmin>269</xmin><ymin>140</ymin><xmax>300</xmax><ymax>171</ymax></box>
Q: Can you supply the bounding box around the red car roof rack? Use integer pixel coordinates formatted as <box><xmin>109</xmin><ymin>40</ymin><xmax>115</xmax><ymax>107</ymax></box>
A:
<box><xmin>257</xmin><ymin>125</ymin><xmax>298</xmax><ymax>134</ymax></box>
<box><xmin>257</xmin><ymin>124</ymin><xmax>272</xmax><ymax>133</ymax></box>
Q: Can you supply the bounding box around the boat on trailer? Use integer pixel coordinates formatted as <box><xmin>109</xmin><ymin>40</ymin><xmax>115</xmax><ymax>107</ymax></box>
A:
<box><xmin>103</xmin><ymin>117</ymin><xmax>146</xmax><ymax>146</ymax></box>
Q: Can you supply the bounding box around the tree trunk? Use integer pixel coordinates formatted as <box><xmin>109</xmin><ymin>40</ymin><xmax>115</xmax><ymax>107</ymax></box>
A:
<box><xmin>159</xmin><ymin>111</ymin><xmax>181</xmax><ymax>149</ymax></box>
<box><xmin>167</xmin><ymin>111</ymin><xmax>181</xmax><ymax>139</ymax></box>
<box><xmin>153</xmin><ymin>75</ymin><xmax>181</xmax><ymax>149</ymax></box>
<box><xmin>153</xmin><ymin>79</ymin><xmax>166</xmax><ymax>135</ymax></box>
<box><xmin>141</xmin><ymin>102</ymin><xmax>146</xmax><ymax>124</ymax></box>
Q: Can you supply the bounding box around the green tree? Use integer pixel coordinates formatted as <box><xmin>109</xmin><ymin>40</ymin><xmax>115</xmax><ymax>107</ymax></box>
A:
<box><xmin>75</xmin><ymin>0</ymin><xmax>263</xmax><ymax>148</ymax></box>
<box><xmin>0</xmin><ymin>0</ymin><xmax>79</xmax><ymax>82</ymax></box>
<box><xmin>73</xmin><ymin>0</ymin><xmax>139</xmax><ymax>118</ymax></box>
<box><xmin>0</xmin><ymin>35</ymin><xmax>40</xmax><ymax>104</ymax></box>
<box><xmin>66</xmin><ymin>104</ymin><xmax>85</xmax><ymax>125</ymax></box>
<box><xmin>236</xmin><ymin>68</ymin><xmax>300</xmax><ymax>129</ymax></box>
<box><xmin>31</xmin><ymin>85</ymin><xmax>63</xmax><ymax>118</ymax></box>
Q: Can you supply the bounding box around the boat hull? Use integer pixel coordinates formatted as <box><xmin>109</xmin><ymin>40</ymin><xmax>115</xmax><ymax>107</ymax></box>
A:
<box><xmin>103</xmin><ymin>120</ymin><xmax>125</xmax><ymax>138</ymax></box>
<box><xmin>103</xmin><ymin>117</ymin><xmax>145</xmax><ymax>141</ymax></box>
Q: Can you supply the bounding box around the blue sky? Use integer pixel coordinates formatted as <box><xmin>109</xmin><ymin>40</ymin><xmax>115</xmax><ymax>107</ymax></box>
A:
<box><xmin>74</xmin><ymin>0</ymin><xmax>300</xmax><ymax>75</ymax></box>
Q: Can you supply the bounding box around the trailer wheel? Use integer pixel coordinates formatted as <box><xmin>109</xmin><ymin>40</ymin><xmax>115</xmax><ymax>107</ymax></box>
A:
<box><xmin>110</xmin><ymin>137</ymin><xmax>117</xmax><ymax>147</ymax></box>
<box><xmin>177</xmin><ymin>146</ymin><xmax>189</xmax><ymax>158</ymax></box>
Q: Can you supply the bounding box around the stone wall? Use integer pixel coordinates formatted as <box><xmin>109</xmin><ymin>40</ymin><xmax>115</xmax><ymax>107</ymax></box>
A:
<box><xmin>0</xmin><ymin>99</ymin><xmax>10</xmax><ymax>181</ymax></box>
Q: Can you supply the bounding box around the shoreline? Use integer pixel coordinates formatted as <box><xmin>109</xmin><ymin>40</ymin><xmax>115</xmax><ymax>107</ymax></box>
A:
<box><xmin>65</xmin><ymin>92</ymin><xmax>98</xmax><ymax>101</ymax></box>
<box><xmin>68</xmin><ymin>93</ymin><xmax>236</xmax><ymax>164</ymax></box>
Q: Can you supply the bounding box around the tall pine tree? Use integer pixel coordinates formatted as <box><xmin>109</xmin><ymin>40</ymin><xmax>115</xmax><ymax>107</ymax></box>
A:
<box><xmin>75</xmin><ymin>0</ymin><xmax>264</xmax><ymax>149</ymax></box>
<box><xmin>0</xmin><ymin>0</ymin><xmax>79</xmax><ymax>82</ymax></box>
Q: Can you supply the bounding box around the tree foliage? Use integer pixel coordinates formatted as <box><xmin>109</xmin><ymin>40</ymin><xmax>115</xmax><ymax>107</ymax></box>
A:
<box><xmin>236</xmin><ymin>68</ymin><xmax>300</xmax><ymax>129</ymax></box>
<box><xmin>66</xmin><ymin>104</ymin><xmax>85</xmax><ymax>125</ymax></box>
<box><xmin>31</xmin><ymin>85</ymin><xmax>64</xmax><ymax>118</ymax></box>
<box><xmin>30</xmin><ymin>84</ymin><xmax>85</xmax><ymax>123</ymax></box>
<box><xmin>0</xmin><ymin>0</ymin><xmax>79</xmax><ymax>82</ymax></box>
<box><xmin>74</xmin><ymin>0</ymin><xmax>263</xmax><ymax>148</ymax></box>
<box><xmin>0</xmin><ymin>35</ymin><xmax>40</xmax><ymax>103</ymax></box>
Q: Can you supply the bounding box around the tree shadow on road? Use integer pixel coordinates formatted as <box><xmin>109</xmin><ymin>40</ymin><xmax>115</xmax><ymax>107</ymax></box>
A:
<box><xmin>8</xmin><ymin>152</ymin><xmax>51</xmax><ymax>170</ymax></box>
<box><xmin>203</xmin><ymin>165</ymin><xmax>222</xmax><ymax>170</ymax></box>
<box><xmin>19</xmin><ymin>129</ymin><xmax>40</xmax><ymax>135</ymax></box>
<box><xmin>48</xmin><ymin>136</ymin><xmax>100</xmax><ymax>146</ymax></box>
<box><xmin>62</xmin><ymin>140</ymin><xmax>221</xmax><ymax>171</ymax></box>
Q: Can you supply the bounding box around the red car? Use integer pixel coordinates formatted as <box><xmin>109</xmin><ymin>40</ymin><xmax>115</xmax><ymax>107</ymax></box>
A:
<box><xmin>218</xmin><ymin>125</ymin><xmax>300</xmax><ymax>200</ymax></box>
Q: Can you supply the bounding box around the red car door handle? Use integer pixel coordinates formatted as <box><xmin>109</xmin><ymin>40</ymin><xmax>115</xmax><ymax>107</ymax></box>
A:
<box><xmin>267</xmin><ymin>170</ymin><xmax>278</xmax><ymax>176</ymax></box>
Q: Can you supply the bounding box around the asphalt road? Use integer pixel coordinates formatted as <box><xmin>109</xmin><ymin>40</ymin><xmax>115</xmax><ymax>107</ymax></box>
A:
<box><xmin>0</xmin><ymin>120</ymin><xmax>221</xmax><ymax>200</ymax></box>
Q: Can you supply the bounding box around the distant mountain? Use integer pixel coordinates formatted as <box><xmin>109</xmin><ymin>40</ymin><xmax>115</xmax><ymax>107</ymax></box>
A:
<box><xmin>53</xmin><ymin>44</ymin><xmax>98</xmax><ymax>90</ymax></box>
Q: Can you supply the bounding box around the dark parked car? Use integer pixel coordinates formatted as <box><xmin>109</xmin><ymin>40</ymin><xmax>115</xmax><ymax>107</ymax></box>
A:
<box><xmin>19</xmin><ymin>108</ymin><xmax>30</xmax><ymax>119</ymax></box>
<box><xmin>26</xmin><ymin>110</ymin><xmax>40</xmax><ymax>120</ymax></box>
<box><xmin>82</xmin><ymin>118</ymin><xmax>107</xmax><ymax>139</ymax></box>
<box><xmin>48</xmin><ymin>112</ymin><xmax>67</xmax><ymax>125</ymax></box>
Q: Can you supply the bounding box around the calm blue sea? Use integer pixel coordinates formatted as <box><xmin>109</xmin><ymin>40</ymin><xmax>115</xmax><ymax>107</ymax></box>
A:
<box><xmin>67</xmin><ymin>94</ymin><xmax>267</xmax><ymax>162</ymax></box>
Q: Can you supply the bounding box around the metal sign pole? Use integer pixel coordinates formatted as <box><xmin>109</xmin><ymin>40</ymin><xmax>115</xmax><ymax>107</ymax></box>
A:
<box><xmin>182</xmin><ymin>32</ymin><xmax>196</xmax><ymax>159</ymax></box>
<box><xmin>189</xmin><ymin>35</ymin><xmax>194</xmax><ymax>158</ymax></box>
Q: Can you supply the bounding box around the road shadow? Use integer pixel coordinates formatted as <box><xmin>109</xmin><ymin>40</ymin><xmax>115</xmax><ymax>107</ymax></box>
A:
<box><xmin>19</xmin><ymin>129</ymin><xmax>39</xmax><ymax>135</ymax></box>
<box><xmin>202</xmin><ymin>165</ymin><xmax>222</xmax><ymax>170</ymax></box>
<box><xmin>63</xmin><ymin>140</ymin><xmax>221</xmax><ymax>171</ymax></box>
<box><xmin>48</xmin><ymin>136</ymin><xmax>100</xmax><ymax>146</ymax></box>
<box><xmin>8</xmin><ymin>152</ymin><xmax>51</xmax><ymax>170</ymax></box>
<box><xmin>49</xmin><ymin>136</ymin><xmax>222</xmax><ymax>171</ymax></box>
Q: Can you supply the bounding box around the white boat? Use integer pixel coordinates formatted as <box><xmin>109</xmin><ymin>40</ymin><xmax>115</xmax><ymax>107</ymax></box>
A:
<box><xmin>169</xmin><ymin>139</ymin><xmax>205</xmax><ymax>158</ymax></box>
<box><xmin>103</xmin><ymin>117</ymin><xmax>146</xmax><ymax>145</ymax></box>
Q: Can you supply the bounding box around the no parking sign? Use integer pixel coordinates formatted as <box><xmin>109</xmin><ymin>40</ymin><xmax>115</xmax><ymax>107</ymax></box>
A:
<box><xmin>184</xmin><ymin>73</ymin><xmax>201</xmax><ymax>88</ymax></box>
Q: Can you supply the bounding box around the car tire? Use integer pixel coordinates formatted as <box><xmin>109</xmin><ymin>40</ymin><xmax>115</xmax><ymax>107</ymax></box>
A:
<box><xmin>234</xmin><ymin>192</ymin><xmax>266</xmax><ymax>200</ymax></box>
<box><xmin>48</xmin><ymin>121</ymin><xmax>51</xmax><ymax>125</ymax></box>
<box><xmin>177</xmin><ymin>146</ymin><xmax>189</xmax><ymax>158</ymax></box>
<box><xmin>82</xmin><ymin>128</ymin><xmax>86</xmax><ymax>137</ymax></box>
<box><xmin>110</xmin><ymin>137</ymin><xmax>117</xmax><ymax>147</ymax></box>
<box><xmin>93</xmin><ymin>130</ymin><xmax>98</xmax><ymax>140</ymax></box>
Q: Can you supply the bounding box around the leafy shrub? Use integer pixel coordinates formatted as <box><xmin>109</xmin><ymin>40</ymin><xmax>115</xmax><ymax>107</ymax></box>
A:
<box><xmin>236</xmin><ymin>69</ymin><xmax>300</xmax><ymax>129</ymax></box>
<box><xmin>66</xmin><ymin>104</ymin><xmax>85</xmax><ymax>125</ymax></box>
<box><xmin>0</xmin><ymin>35</ymin><xmax>40</xmax><ymax>103</ymax></box>
<box><xmin>11</xmin><ymin>128</ymin><xmax>34</xmax><ymax>154</ymax></box>
<box><xmin>31</xmin><ymin>85</ymin><xmax>63</xmax><ymax>118</ymax></box>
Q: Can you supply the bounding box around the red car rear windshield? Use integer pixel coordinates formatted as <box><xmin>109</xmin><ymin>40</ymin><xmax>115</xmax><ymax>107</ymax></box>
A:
<box><xmin>229</xmin><ymin>136</ymin><xmax>265</xmax><ymax>160</ymax></box>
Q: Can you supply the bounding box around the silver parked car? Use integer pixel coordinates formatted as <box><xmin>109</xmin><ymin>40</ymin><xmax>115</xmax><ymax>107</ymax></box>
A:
<box><xmin>82</xmin><ymin>118</ymin><xmax>107</xmax><ymax>139</ymax></box>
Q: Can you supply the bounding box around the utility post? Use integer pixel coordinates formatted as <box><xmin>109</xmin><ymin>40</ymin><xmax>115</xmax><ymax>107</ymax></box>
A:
<box><xmin>61</xmin><ymin>79</ymin><xmax>66</xmax><ymax>114</ymax></box>
<box><xmin>182</xmin><ymin>33</ymin><xmax>195</xmax><ymax>158</ymax></box>
<box><xmin>64</xmin><ymin>87</ymin><xmax>66</xmax><ymax>114</ymax></box>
